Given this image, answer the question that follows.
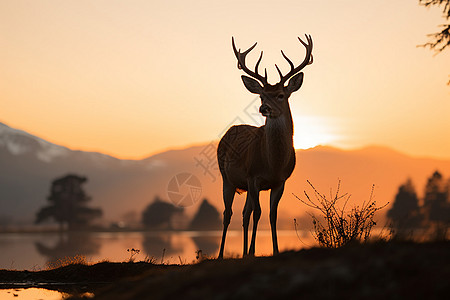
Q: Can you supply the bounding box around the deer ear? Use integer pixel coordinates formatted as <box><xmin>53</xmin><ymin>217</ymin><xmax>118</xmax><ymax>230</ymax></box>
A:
<box><xmin>286</xmin><ymin>72</ymin><xmax>304</xmax><ymax>94</ymax></box>
<box><xmin>241</xmin><ymin>75</ymin><xmax>263</xmax><ymax>94</ymax></box>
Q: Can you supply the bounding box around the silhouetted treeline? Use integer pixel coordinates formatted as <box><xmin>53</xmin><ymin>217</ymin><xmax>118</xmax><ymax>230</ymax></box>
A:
<box><xmin>141</xmin><ymin>197</ymin><xmax>221</xmax><ymax>231</ymax></box>
<box><xmin>32</xmin><ymin>176</ymin><xmax>223</xmax><ymax>231</ymax></box>
<box><xmin>388</xmin><ymin>170</ymin><xmax>450</xmax><ymax>239</ymax></box>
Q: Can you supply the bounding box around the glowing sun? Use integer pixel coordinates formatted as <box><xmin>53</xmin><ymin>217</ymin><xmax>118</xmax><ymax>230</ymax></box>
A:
<box><xmin>293</xmin><ymin>115</ymin><xmax>339</xmax><ymax>150</ymax></box>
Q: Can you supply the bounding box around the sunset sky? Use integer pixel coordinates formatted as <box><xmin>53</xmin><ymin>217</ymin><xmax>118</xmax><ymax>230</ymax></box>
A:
<box><xmin>1</xmin><ymin>0</ymin><xmax>449</xmax><ymax>160</ymax></box>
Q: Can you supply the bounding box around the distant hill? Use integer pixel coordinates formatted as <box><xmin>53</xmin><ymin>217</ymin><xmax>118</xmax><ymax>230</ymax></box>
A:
<box><xmin>1</xmin><ymin>121</ymin><xmax>450</xmax><ymax>229</ymax></box>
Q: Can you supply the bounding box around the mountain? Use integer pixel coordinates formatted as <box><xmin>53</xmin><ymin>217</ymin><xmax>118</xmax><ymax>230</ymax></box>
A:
<box><xmin>0</xmin><ymin>122</ymin><xmax>71</xmax><ymax>163</ymax></box>
<box><xmin>1</xmin><ymin>121</ymin><xmax>450</xmax><ymax>229</ymax></box>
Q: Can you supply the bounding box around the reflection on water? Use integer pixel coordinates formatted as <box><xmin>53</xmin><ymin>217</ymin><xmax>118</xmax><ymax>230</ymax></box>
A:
<box><xmin>192</xmin><ymin>235</ymin><xmax>220</xmax><ymax>255</ymax></box>
<box><xmin>0</xmin><ymin>288</ymin><xmax>95</xmax><ymax>300</ymax></box>
<box><xmin>35</xmin><ymin>232</ymin><xmax>101</xmax><ymax>267</ymax></box>
<box><xmin>0</xmin><ymin>288</ymin><xmax>68</xmax><ymax>300</ymax></box>
<box><xmin>0</xmin><ymin>230</ymin><xmax>314</xmax><ymax>270</ymax></box>
<box><xmin>0</xmin><ymin>231</ymin><xmax>314</xmax><ymax>299</ymax></box>
<box><xmin>142</xmin><ymin>234</ymin><xmax>182</xmax><ymax>258</ymax></box>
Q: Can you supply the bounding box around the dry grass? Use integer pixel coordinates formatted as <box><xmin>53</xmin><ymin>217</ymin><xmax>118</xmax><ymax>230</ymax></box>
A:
<box><xmin>44</xmin><ymin>255</ymin><xmax>88</xmax><ymax>270</ymax></box>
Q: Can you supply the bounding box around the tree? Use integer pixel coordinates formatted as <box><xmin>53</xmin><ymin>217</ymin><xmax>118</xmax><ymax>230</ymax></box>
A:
<box><xmin>141</xmin><ymin>196</ymin><xmax>183</xmax><ymax>229</ymax></box>
<box><xmin>423</xmin><ymin>171</ymin><xmax>450</xmax><ymax>235</ymax></box>
<box><xmin>423</xmin><ymin>171</ymin><xmax>446</xmax><ymax>206</ymax></box>
<box><xmin>189</xmin><ymin>198</ymin><xmax>222</xmax><ymax>230</ymax></box>
<box><xmin>388</xmin><ymin>179</ymin><xmax>423</xmax><ymax>230</ymax></box>
<box><xmin>419</xmin><ymin>0</ymin><xmax>450</xmax><ymax>52</ymax></box>
<box><xmin>35</xmin><ymin>174</ymin><xmax>102</xmax><ymax>230</ymax></box>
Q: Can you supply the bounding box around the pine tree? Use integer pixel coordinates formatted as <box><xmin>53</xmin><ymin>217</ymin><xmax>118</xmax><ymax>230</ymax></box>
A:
<box><xmin>423</xmin><ymin>171</ymin><xmax>450</xmax><ymax>236</ymax></box>
<box><xmin>388</xmin><ymin>178</ymin><xmax>423</xmax><ymax>230</ymax></box>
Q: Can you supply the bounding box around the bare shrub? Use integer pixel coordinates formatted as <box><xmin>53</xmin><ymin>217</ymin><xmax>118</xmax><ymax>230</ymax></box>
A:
<box><xmin>294</xmin><ymin>180</ymin><xmax>387</xmax><ymax>248</ymax></box>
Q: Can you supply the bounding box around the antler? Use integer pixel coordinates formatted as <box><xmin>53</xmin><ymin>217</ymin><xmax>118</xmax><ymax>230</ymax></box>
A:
<box><xmin>232</xmin><ymin>37</ymin><xmax>268</xmax><ymax>85</ymax></box>
<box><xmin>275</xmin><ymin>34</ymin><xmax>313</xmax><ymax>85</ymax></box>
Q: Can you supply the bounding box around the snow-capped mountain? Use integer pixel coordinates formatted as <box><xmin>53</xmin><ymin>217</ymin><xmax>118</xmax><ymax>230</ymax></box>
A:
<box><xmin>0</xmin><ymin>122</ymin><xmax>70</xmax><ymax>163</ymax></box>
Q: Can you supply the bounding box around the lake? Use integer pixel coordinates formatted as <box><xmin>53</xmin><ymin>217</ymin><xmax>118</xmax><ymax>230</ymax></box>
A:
<box><xmin>0</xmin><ymin>230</ymin><xmax>315</xmax><ymax>270</ymax></box>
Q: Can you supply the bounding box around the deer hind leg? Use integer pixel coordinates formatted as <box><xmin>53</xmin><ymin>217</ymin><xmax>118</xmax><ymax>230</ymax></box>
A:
<box><xmin>269</xmin><ymin>182</ymin><xmax>285</xmax><ymax>255</ymax></box>
<box><xmin>248</xmin><ymin>179</ymin><xmax>261</xmax><ymax>256</ymax></box>
<box><xmin>218</xmin><ymin>180</ymin><xmax>236</xmax><ymax>259</ymax></box>
<box><xmin>242</xmin><ymin>193</ymin><xmax>252</xmax><ymax>256</ymax></box>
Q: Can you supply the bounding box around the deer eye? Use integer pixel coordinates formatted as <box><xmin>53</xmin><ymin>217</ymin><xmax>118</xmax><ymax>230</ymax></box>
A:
<box><xmin>277</xmin><ymin>94</ymin><xmax>284</xmax><ymax>101</ymax></box>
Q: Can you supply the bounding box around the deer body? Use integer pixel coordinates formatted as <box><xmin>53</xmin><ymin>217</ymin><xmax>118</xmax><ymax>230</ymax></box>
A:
<box><xmin>218</xmin><ymin>116</ymin><xmax>295</xmax><ymax>191</ymax></box>
<box><xmin>218</xmin><ymin>35</ymin><xmax>313</xmax><ymax>258</ymax></box>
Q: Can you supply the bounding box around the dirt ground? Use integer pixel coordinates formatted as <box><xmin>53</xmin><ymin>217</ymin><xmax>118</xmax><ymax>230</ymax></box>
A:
<box><xmin>1</xmin><ymin>241</ymin><xmax>449</xmax><ymax>299</ymax></box>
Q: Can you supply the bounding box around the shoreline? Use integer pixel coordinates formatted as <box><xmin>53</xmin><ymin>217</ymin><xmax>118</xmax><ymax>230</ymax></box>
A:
<box><xmin>1</xmin><ymin>241</ymin><xmax>448</xmax><ymax>299</ymax></box>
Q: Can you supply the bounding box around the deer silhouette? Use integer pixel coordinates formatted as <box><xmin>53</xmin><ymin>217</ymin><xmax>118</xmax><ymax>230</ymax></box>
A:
<box><xmin>217</xmin><ymin>35</ymin><xmax>313</xmax><ymax>258</ymax></box>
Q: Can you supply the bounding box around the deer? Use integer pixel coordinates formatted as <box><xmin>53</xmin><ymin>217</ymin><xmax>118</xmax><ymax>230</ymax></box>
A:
<box><xmin>217</xmin><ymin>35</ymin><xmax>313</xmax><ymax>259</ymax></box>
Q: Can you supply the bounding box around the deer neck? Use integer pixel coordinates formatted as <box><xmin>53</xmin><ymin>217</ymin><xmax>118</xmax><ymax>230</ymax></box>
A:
<box><xmin>264</xmin><ymin>109</ymin><xmax>294</xmax><ymax>172</ymax></box>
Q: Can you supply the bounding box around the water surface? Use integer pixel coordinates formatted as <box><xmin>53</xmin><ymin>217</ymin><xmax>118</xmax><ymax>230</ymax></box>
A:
<box><xmin>0</xmin><ymin>230</ymin><xmax>314</xmax><ymax>270</ymax></box>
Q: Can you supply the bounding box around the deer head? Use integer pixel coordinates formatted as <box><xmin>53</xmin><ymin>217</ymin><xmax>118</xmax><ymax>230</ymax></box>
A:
<box><xmin>232</xmin><ymin>35</ymin><xmax>313</xmax><ymax>119</ymax></box>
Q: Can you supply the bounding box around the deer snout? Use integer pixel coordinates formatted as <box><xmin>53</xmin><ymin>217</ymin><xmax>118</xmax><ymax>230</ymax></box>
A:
<box><xmin>259</xmin><ymin>104</ymin><xmax>271</xmax><ymax>117</ymax></box>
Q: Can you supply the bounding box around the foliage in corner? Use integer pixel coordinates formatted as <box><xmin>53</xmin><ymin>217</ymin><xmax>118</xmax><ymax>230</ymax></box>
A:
<box><xmin>419</xmin><ymin>0</ymin><xmax>450</xmax><ymax>52</ymax></box>
<box><xmin>418</xmin><ymin>0</ymin><xmax>450</xmax><ymax>84</ymax></box>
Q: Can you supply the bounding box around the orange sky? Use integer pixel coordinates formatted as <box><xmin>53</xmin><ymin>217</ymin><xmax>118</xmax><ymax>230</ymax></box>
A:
<box><xmin>1</xmin><ymin>0</ymin><xmax>449</xmax><ymax>160</ymax></box>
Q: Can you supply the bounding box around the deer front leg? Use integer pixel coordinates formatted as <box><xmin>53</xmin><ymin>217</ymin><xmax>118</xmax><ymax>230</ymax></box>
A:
<box><xmin>248</xmin><ymin>178</ymin><xmax>261</xmax><ymax>256</ymax></box>
<box><xmin>242</xmin><ymin>194</ymin><xmax>252</xmax><ymax>256</ymax></box>
<box><xmin>269</xmin><ymin>182</ymin><xmax>285</xmax><ymax>255</ymax></box>
<box><xmin>218</xmin><ymin>180</ymin><xmax>236</xmax><ymax>259</ymax></box>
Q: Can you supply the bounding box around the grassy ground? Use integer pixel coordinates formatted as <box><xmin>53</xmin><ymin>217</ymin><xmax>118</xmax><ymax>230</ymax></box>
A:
<box><xmin>1</xmin><ymin>241</ymin><xmax>449</xmax><ymax>299</ymax></box>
